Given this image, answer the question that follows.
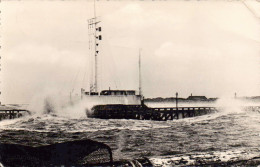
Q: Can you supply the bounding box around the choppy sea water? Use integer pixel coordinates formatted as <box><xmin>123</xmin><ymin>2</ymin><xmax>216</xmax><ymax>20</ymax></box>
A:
<box><xmin>0</xmin><ymin>101</ymin><xmax>260</xmax><ymax>166</ymax></box>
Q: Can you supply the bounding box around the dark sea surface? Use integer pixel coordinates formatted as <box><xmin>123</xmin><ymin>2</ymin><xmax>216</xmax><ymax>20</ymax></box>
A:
<box><xmin>0</xmin><ymin>100</ymin><xmax>260</xmax><ymax>166</ymax></box>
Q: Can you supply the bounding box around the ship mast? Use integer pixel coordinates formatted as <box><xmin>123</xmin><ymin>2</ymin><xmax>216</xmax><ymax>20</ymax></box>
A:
<box><xmin>88</xmin><ymin>0</ymin><xmax>102</xmax><ymax>94</ymax></box>
<box><xmin>139</xmin><ymin>48</ymin><xmax>142</xmax><ymax>97</ymax></box>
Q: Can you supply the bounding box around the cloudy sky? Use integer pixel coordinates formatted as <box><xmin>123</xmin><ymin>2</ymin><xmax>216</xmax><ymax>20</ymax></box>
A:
<box><xmin>1</xmin><ymin>0</ymin><xmax>260</xmax><ymax>104</ymax></box>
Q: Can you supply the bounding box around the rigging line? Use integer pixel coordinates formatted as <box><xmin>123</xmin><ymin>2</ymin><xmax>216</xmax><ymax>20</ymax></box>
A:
<box><xmin>103</xmin><ymin>35</ymin><xmax>120</xmax><ymax>89</ymax></box>
<box><xmin>109</xmin><ymin>44</ymin><xmax>139</xmax><ymax>50</ymax></box>
<box><xmin>111</xmin><ymin>50</ymin><xmax>121</xmax><ymax>89</ymax></box>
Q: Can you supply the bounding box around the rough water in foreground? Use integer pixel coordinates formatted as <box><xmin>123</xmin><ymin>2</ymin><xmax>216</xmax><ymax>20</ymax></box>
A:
<box><xmin>0</xmin><ymin>101</ymin><xmax>260</xmax><ymax>166</ymax></box>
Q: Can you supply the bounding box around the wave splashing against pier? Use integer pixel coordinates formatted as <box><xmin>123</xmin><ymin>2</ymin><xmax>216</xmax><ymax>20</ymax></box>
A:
<box><xmin>26</xmin><ymin>92</ymin><xmax>91</xmax><ymax>118</ymax></box>
<box><xmin>0</xmin><ymin>96</ymin><xmax>260</xmax><ymax>166</ymax></box>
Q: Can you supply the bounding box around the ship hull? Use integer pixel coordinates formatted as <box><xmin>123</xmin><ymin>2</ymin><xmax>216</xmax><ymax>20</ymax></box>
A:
<box><xmin>87</xmin><ymin>104</ymin><xmax>147</xmax><ymax>119</ymax></box>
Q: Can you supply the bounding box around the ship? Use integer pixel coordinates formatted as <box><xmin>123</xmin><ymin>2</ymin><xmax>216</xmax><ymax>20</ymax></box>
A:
<box><xmin>73</xmin><ymin>2</ymin><xmax>219</xmax><ymax>121</ymax></box>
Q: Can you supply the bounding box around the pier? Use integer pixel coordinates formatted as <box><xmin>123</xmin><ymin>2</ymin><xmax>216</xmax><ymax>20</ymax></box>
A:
<box><xmin>90</xmin><ymin>105</ymin><xmax>260</xmax><ymax>121</ymax></box>
<box><xmin>0</xmin><ymin>109</ymin><xmax>30</xmax><ymax>120</ymax></box>
<box><xmin>90</xmin><ymin>105</ymin><xmax>218</xmax><ymax>121</ymax></box>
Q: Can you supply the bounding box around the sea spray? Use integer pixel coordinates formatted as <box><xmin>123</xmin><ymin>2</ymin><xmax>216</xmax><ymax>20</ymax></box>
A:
<box><xmin>27</xmin><ymin>90</ymin><xmax>69</xmax><ymax>115</ymax></box>
<box><xmin>181</xmin><ymin>97</ymin><xmax>253</xmax><ymax>124</ymax></box>
<box><xmin>215</xmin><ymin>96</ymin><xmax>245</xmax><ymax>114</ymax></box>
<box><xmin>59</xmin><ymin>98</ymin><xmax>95</xmax><ymax>119</ymax></box>
<box><xmin>26</xmin><ymin>90</ymin><xmax>97</xmax><ymax>118</ymax></box>
<box><xmin>215</xmin><ymin>96</ymin><xmax>260</xmax><ymax>114</ymax></box>
<box><xmin>44</xmin><ymin>97</ymin><xmax>56</xmax><ymax>114</ymax></box>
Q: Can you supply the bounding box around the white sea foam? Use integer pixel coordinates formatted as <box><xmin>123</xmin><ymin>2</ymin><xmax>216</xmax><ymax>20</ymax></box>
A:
<box><xmin>0</xmin><ymin>113</ymin><xmax>170</xmax><ymax>133</ymax></box>
<box><xmin>150</xmin><ymin>149</ymin><xmax>259</xmax><ymax>167</ymax></box>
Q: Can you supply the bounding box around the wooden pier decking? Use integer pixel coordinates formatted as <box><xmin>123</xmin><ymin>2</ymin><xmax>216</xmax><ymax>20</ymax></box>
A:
<box><xmin>0</xmin><ymin>109</ymin><xmax>30</xmax><ymax>120</ymax></box>
<box><xmin>90</xmin><ymin>105</ymin><xmax>218</xmax><ymax>121</ymax></box>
